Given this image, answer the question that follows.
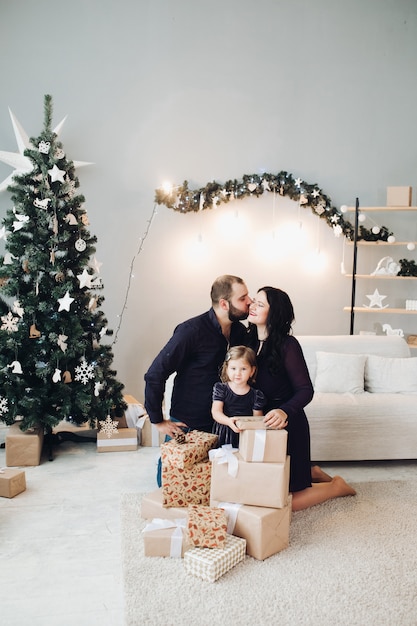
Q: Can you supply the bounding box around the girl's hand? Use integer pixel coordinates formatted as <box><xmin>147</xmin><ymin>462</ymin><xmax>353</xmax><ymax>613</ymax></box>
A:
<box><xmin>229</xmin><ymin>417</ymin><xmax>242</xmax><ymax>434</ymax></box>
<box><xmin>264</xmin><ymin>409</ymin><xmax>288</xmax><ymax>430</ymax></box>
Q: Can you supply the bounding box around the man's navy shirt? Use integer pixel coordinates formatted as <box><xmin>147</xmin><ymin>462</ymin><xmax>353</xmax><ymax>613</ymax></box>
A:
<box><xmin>144</xmin><ymin>308</ymin><xmax>248</xmax><ymax>432</ymax></box>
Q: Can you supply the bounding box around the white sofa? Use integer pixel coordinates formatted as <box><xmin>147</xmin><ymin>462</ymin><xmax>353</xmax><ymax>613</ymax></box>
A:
<box><xmin>297</xmin><ymin>335</ymin><xmax>417</xmax><ymax>461</ymax></box>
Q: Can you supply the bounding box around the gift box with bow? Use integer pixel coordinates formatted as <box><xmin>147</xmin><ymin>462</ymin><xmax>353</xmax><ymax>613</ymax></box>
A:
<box><xmin>210</xmin><ymin>446</ymin><xmax>290</xmax><ymax>509</ymax></box>
<box><xmin>142</xmin><ymin>518</ymin><xmax>191</xmax><ymax>558</ymax></box>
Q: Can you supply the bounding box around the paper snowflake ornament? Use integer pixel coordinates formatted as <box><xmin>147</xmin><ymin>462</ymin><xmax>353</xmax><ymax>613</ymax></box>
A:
<box><xmin>74</xmin><ymin>358</ymin><xmax>95</xmax><ymax>384</ymax></box>
<box><xmin>57</xmin><ymin>290</ymin><xmax>75</xmax><ymax>312</ymax></box>
<box><xmin>1</xmin><ymin>311</ymin><xmax>19</xmax><ymax>332</ymax></box>
<box><xmin>364</xmin><ymin>289</ymin><xmax>389</xmax><ymax>309</ymax></box>
<box><xmin>99</xmin><ymin>415</ymin><xmax>119</xmax><ymax>438</ymax></box>
<box><xmin>0</xmin><ymin>395</ymin><xmax>8</xmax><ymax>416</ymax></box>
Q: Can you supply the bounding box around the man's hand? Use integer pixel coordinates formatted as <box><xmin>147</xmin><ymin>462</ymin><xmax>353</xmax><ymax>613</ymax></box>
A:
<box><xmin>154</xmin><ymin>420</ymin><xmax>188</xmax><ymax>437</ymax></box>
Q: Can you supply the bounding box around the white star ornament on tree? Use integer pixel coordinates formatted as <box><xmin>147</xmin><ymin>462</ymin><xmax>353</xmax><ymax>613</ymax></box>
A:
<box><xmin>48</xmin><ymin>164</ymin><xmax>66</xmax><ymax>183</ymax></box>
<box><xmin>77</xmin><ymin>268</ymin><xmax>94</xmax><ymax>289</ymax></box>
<box><xmin>57</xmin><ymin>291</ymin><xmax>75</xmax><ymax>312</ymax></box>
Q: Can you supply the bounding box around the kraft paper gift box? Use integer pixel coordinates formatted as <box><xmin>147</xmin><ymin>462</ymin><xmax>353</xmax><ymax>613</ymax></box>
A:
<box><xmin>211</xmin><ymin>497</ymin><xmax>292</xmax><ymax>560</ymax></box>
<box><xmin>160</xmin><ymin>431</ymin><xmax>218</xmax><ymax>469</ymax></box>
<box><xmin>6</xmin><ymin>422</ymin><xmax>44</xmax><ymax>467</ymax></box>
<box><xmin>0</xmin><ymin>468</ymin><xmax>26</xmax><ymax>498</ymax></box>
<box><xmin>184</xmin><ymin>534</ymin><xmax>246</xmax><ymax>582</ymax></box>
<box><xmin>239</xmin><ymin>429</ymin><xmax>288</xmax><ymax>463</ymax></box>
<box><xmin>235</xmin><ymin>416</ymin><xmax>267</xmax><ymax>430</ymax></box>
<box><xmin>142</xmin><ymin>518</ymin><xmax>191</xmax><ymax>557</ymax></box>
<box><xmin>97</xmin><ymin>427</ymin><xmax>138</xmax><ymax>452</ymax></box>
<box><xmin>141</xmin><ymin>488</ymin><xmax>188</xmax><ymax>520</ymax></box>
<box><xmin>187</xmin><ymin>505</ymin><xmax>228</xmax><ymax>549</ymax></box>
<box><xmin>137</xmin><ymin>415</ymin><xmax>165</xmax><ymax>447</ymax></box>
<box><xmin>162</xmin><ymin>460</ymin><xmax>211</xmax><ymax>507</ymax></box>
<box><xmin>386</xmin><ymin>186</ymin><xmax>412</xmax><ymax>206</ymax></box>
<box><xmin>210</xmin><ymin>448</ymin><xmax>290</xmax><ymax>509</ymax></box>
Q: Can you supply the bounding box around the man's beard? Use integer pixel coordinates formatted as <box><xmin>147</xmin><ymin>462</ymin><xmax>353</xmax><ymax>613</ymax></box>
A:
<box><xmin>228</xmin><ymin>302</ymin><xmax>249</xmax><ymax>322</ymax></box>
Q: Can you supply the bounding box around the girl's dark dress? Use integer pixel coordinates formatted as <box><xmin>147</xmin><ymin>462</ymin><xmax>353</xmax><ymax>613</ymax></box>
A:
<box><xmin>253</xmin><ymin>335</ymin><xmax>314</xmax><ymax>493</ymax></box>
<box><xmin>212</xmin><ymin>382</ymin><xmax>265</xmax><ymax>448</ymax></box>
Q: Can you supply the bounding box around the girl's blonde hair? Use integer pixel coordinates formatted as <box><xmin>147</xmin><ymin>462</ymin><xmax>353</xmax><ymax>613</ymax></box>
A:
<box><xmin>220</xmin><ymin>345</ymin><xmax>257</xmax><ymax>383</ymax></box>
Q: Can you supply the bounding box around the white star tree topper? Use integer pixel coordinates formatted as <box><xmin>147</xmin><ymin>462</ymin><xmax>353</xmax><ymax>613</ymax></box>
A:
<box><xmin>0</xmin><ymin>108</ymin><xmax>93</xmax><ymax>192</ymax></box>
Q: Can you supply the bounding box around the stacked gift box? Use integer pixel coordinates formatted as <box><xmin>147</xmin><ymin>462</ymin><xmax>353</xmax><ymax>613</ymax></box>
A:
<box><xmin>209</xmin><ymin>418</ymin><xmax>292</xmax><ymax>561</ymax></box>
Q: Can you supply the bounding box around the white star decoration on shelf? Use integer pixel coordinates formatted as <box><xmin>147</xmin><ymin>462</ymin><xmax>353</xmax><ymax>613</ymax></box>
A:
<box><xmin>0</xmin><ymin>108</ymin><xmax>93</xmax><ymax>192</ymax></box>
<box><xmin>99</xmin><ymin>415</ymin><xmax>119</xmax><ymax>438</ymax></box>
<box><xmin>364</xmin><ymin>288</ymin><xmax>389</xmax><ymax>309</ymax></box>
<box><xmin>57</xmin><ymin>290</ymin><xmax>75</xmax><ymax>312</ymax></box>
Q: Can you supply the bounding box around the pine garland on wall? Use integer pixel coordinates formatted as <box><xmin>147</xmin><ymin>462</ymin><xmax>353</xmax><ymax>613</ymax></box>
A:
<box><xmin>155</xmin><ymin>171</ymin><xmax>395</xmax><ymax>243</ymax></box>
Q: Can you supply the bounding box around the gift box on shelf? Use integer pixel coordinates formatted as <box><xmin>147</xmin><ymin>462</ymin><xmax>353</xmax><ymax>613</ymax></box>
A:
<box><xmin>0</xmin><ymin>468</ymin><xmax>26</xmax><ymax>498</ymax></box>
<box><xmin>161</xmin><ymin>430</ymin><xmax>218</xmax><ymax>469</ymax></box>
<box><xmin>386</xmin><ymin>186</ymin><xmax>412</xmax><ymax>206</ymax></box>
<box><xmin>235</xmin><ymin>416</ymin><xmax>267</xmax><ymax>430</ymax></box>
<box><xmin>162</xmin><ymin>460</ymin><xmax>211</xmax><ymax>507</ymax></box>
<box><xmin>141</xmin><ymin>488</ymin><xmax>188</xmax><ymax>520</ymax></box>
<box><xmin>187</xmin><ymin>504</ymin><xmax>228</xmax><ymax>549</ymax></box>
<box><xmin>6</xmin><ymin>422</ymin><xmax>44</xmax><ymax>467</ymax></box>
<box><xmin>210</xmin><ymin>448</ymin><xmax>290</xmax><ymax>509</ymax></box>
<box><xmin>97</xmin><ymin>427</ymin><xmax>138</xmax><ymax>452</ymax></box>
<box><xmin>137</xmin><ymin>415</ymin><xmax>165</xmax><ymax>447</ymax></box>
<box><xmin>142</xmin><ymin>518</ymin><xmax>191</xmax><ymax>558</ymax></box>
<box><xmin>184</xmin><ymin>534</ymin><xmax>246</xmax><ymax>582</ymax></box>
<box><xmin>239</xmin><ymin>429</ymin><xmax>287</xmax><ymax>463</ymax></box>
<box><xmin>211</xmin><ymin>497</ymin><xmax>292</xmax><ymax>560</ymax></box>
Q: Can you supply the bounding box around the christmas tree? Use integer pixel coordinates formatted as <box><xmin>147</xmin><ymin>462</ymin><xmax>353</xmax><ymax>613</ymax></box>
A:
<box><xmin>0</xmin><ymin>95</ymin><xmax>126</xmax><ymax>434</ymax></box>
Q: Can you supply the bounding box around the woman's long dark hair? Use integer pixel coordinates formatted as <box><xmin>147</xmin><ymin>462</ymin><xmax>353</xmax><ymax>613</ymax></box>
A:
<box><xmin>248</xmin><ymin>286</ymin><xmax>295</xmax><ymax>375</ymax></box>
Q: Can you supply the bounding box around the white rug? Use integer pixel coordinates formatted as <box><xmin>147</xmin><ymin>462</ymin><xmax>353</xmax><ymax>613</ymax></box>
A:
<box><xmin>121</xmin><ymin>481</ymin><xmax>417</xmax><ymax>626</ymax></box>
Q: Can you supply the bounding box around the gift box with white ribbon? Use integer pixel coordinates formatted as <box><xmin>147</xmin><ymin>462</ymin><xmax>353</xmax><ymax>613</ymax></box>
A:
<box><xmin>239</xmin><ymin>429</ymin><xmax>287</xmax><ymax>463</ymax></box>
<box><xmin>142</xmin><ymin>518</ymin><xmax>191</xmax><ymax>558</ymax></box>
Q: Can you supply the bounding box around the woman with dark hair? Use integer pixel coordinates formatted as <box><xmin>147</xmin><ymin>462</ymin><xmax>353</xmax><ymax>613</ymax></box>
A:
<box><xmin>247</xmin><ymin>286</ymin><xmax>356</xmax><ymax>511</ymax></box>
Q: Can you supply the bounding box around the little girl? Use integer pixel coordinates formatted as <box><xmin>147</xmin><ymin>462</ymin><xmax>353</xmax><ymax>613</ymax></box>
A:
<box><xmin>212</xmin><ymin>345</ymin><xmax>266</xmax><ymax>448</ymax></box>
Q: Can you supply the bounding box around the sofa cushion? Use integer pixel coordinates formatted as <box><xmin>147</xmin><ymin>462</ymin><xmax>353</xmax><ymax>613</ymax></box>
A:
<box><xmin>314</xmin><ymin>351</ymin><xmax>366</xmax><ymax>393</ymax></box>
<box><xmin>365</xmin><ymin>355</ymin><xmax>417</xmax><ymax>393</ymax></box>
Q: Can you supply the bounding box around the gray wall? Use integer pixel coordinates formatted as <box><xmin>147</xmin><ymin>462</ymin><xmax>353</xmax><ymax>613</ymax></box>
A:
<box><xmin>1</xmin><ymin>0</ymin><xmax>417</xmax><ymax>401</ymax></box>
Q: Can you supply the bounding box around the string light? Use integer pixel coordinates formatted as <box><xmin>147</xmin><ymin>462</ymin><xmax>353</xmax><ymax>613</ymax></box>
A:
<box><xmin>112</xmin><ymin>204</ymin><xmax>157</xmax><ymax>346</ymax></box>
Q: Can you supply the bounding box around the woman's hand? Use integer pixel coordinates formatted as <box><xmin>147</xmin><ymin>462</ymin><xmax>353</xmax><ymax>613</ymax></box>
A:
<box><xmin>264</xmin><ymin>409</ymin><xmax>288</xmax><ymax>429</ymax></box>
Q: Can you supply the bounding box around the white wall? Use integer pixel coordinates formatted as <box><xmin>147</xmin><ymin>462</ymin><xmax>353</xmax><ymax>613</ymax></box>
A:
<box><xmin>1</xmin><ymin>0</ymin><xmax>417</xmax><ymax>401</ymax></box>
